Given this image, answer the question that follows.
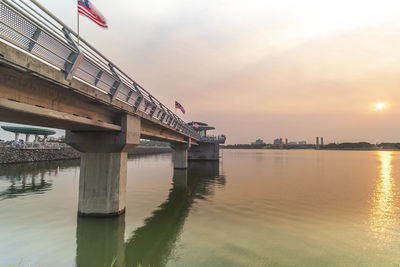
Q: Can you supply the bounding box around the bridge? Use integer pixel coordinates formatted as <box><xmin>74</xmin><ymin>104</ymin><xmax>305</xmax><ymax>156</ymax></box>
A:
<box><xmin>0</xmin><ymin>0</ymin><xmax>224</xmax><ymax>217</ymax></box>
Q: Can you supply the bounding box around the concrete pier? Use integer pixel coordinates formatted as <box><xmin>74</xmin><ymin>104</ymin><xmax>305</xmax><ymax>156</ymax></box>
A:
<box><xmin>171</xmin><ymin>143</ymin><xmax>190</xmax><ymax>169</ymax></box>
<box><xmin>66</xmin><ymin>114</ymin><xmax>140</xmax><ymax>217</ymax></box>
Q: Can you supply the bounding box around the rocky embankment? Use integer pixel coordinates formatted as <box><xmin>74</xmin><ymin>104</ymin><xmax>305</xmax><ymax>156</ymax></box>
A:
<box><xmin>0</xmin><ymin>146</ymin><xmax>172</xmax><ymax>164</ymax></box>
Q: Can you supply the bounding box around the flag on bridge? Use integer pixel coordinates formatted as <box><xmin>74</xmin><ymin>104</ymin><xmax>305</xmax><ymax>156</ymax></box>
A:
<box><xmin>175</xmin><ymin>101</ymin><xmax>185</xmax><ymax>114</ymax></box>
<box><xmin>78</xmin><ymin>0</ymin><xmax>108</xmax><ymax>29</ymax></box>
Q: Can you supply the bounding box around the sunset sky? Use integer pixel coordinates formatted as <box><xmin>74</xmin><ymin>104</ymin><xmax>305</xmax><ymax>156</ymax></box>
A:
<box><xmin>2</xmin><ymin>0</ymin><xmax>400</xmax><ymax>144</ymax></box>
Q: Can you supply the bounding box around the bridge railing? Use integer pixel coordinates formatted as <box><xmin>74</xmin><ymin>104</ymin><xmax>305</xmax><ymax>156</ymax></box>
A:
<box><xmin>0</xmin><ymin>0</ymin><xmax>200</xmax><ymax>140</ymax></box>
<box><xmin>200</xmin><ymin>135</ymin><xmax>226</xmax><ymax>144</ymax></box>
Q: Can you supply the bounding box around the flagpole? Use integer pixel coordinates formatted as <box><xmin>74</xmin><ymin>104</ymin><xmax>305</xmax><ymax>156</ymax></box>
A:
<box><xmin>77</xmin><ymin>3</ymin><xmax>80</xmax><ymax>46</ymax></box>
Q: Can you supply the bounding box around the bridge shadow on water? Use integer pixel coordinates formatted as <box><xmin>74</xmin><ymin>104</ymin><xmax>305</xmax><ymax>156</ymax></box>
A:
<box><xmin>75</xmin><ymin>161</ymin><xmax>225</xmax><ymax>267</ymax></box>
<box><xmin>0</xmin><ymin>160</ymin><xmax>79</xmax><ymax>200</ymax></box>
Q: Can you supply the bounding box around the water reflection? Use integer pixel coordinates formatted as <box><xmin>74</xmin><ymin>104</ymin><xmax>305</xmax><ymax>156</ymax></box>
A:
<box><xmin>0</xmin><ymin>160</ymin><xmax>79</xmax><ymax>200</ymax></box>
<box><xmin>369</xmin><ymin>151</ymin><xmax>397</xmax><ymax>245</ymax></box>
<box><xmin>75</xmin><ymin>161</ymin><xmax>225</xmax><ymax>267</ymax></box>
<box><xmin>76</xmin><ymin>215</ymin><xmax>126</xmax><ymax>267</ymax></box>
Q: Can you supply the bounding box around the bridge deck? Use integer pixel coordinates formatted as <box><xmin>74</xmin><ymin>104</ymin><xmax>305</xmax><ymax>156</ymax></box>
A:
<box><xmin>0</xmin><ymin>0</ymin><xmax>199</xmax><ymax>145</ymax></box>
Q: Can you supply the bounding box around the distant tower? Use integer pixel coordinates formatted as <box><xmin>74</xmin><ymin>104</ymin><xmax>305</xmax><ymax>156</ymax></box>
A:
<box><xmin>285</xmin><ymin>138</ymin><xmax>288</xmax><ymax>145</ymax></box>
<box><xmin>321</xmin><ymin>137</ymin><xmax>324</xmax><ymax>146</ymax></box>
<box><xmin>316</xmin><ymin>137</ymin><xmax>319</xmax><ymax>146</ymax></box>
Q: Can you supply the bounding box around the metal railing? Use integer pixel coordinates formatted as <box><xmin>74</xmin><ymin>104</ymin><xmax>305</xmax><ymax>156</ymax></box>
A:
<box><xmin>0</xmin><ymin>0</ymin><xmax>200</xmax><ymax>140</ymax></box>
<box><xmin>200</xmin><ymin>135</ymin><xmax>226</xmax><ymax>144</ymax></box>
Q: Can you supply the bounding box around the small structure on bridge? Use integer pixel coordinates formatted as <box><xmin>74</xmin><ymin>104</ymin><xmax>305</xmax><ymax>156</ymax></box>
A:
<box><xmin>187</xmin><ymin>122</ymin><xmax>226</xmax><ymax>161</ymax></box>
<box><xmin>1</xmin><ymin>126</ymin><xmax>56</xmax><ymax>145</ymax></box>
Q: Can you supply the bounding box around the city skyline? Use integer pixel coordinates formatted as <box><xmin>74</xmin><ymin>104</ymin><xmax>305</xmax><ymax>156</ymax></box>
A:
<box><xmin>2</xmin><ymin>0</ymin><xmax>400</xmax><ymax>143</ymax></box>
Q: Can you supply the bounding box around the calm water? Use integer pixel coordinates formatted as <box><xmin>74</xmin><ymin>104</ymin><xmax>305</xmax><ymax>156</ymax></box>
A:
<box><xmin>1</xmin><ymin>150</ymin><xmax>400</xmax><ymax>266</ymax></box>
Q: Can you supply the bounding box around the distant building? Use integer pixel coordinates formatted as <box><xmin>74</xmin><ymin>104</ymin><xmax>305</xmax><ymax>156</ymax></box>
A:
<box><xmin>285</xmin><ymin>138</ymin><xmax>288</xmax><ymax>145</ymax></box>
<box><xmin>288</xmin><ymin>141</ymin><xmax>298</xmax><ymax>145</ymax></box>
<box><xmin>316</xmin><ymin>137</ymin><xmax>319</xmax><ymax>146</ymax></box>
<box><xmin>321</xmin><ymin>137</ymin><xmax>324</xmax><ymax>146</ymax></box>
<box><xmin>273</xmin><ymin>138</ymin><xmax>283</xmax><ymax>145</ymax></box>
<box><xmin>1</xmin><ymin>126</ymin><xmax>56</xmax><ymax>144</ymax></box>
<box><xmin>251</xmin><ymin>138</ymin><xmax>266</xmax><ymax>146</ymax></box>
<box><xmin>299</xmin><ymin>141</ymin><xmax>307</xmax><ymax>145</ymax></box>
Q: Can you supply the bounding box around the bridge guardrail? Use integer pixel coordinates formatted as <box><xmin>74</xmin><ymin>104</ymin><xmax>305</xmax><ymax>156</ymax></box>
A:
<box><xmin>200</xmin><ymin>135</ymin><xmax>226</xmax><ymax>144</ymax></box>
<box><xmin>0</xmin><ymin>0</ymin><xmax>200</xmax><ymax>140</ymax></box>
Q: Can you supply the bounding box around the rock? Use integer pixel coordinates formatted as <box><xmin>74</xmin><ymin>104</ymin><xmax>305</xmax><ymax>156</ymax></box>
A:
<box><xmin>0</xmin><ymin>146</ymin><xmax>172</xmax><ymax>164</ymax></box>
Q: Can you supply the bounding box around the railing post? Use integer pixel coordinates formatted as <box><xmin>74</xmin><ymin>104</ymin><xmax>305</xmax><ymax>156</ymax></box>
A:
<box><xmin>160</xmin><ymin>112</ymin><xmax>166</xmax><ymax>122</ymax></box>
<box><xmin>94</xmin><ymin>70</ymin><xmax>103</xmax><ymax>86</ymax></box>
<box><xmin>134</xmin><ymin>96</ymin><xmax>143</xmax><ymax>112</ymax></box>
<box><xmin>149</xmin><ymin>106</ymin><xmax>156</xmax><ymax>117</ymax></box>
<box><xmin>133</xmin><ymin>83</ymin><xmax>143</xmax><ymax>112</ymax></box>
<box><xmin>28</xmin><ymin>28</ymin><xmax>41</xmax><ymax>51</ymax></box>
<box><xmin>147</xmin><ymin>95</ymin><xmax>157</xmax><ymax>117</ymax></box>
<box><xmin>109</xmin><ymin>64</ymin><xmax>121</xmax><ymax>100</ymax></box>
<box><xmin>62</xmin><ymin>28</ymin><xmax>83</xmax><ymax>81</ymax></box>
<box><xmin>172</xmin><ymin>114</ymin><xmax>180</xmax><ymax>128</ymax></box>
<box><xmin>144</xmin><ymin>101</ymin><xmax>150</xmax><ymax>112</ymax></box>
<box><xmin>159</xmin><ymin>104</ymin><xmax>168</xmax><ymax>123</ymax></box>
<box><xmin>125</xmin><ymin>91</ymin><xmax>133</xmax><ymax>103</ymax></box>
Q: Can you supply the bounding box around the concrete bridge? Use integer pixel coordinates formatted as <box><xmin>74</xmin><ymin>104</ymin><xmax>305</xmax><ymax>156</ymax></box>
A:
<box><xmin>0</xmin><ymin>0</ymin><xmax>224</xmax><ymax>216</ymax></box>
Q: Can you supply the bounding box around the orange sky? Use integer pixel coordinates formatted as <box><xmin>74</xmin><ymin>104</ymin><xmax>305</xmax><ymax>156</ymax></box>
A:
<box><xmin>2</xmin><ymin>0</ymin><xmax>400</xmax><ymax>144</ymax></box>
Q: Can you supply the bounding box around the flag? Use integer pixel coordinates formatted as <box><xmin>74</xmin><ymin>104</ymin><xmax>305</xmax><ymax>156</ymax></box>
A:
<box><xmin>78</xmin><ymin>0</ymin><xmax>108</xmax><ymax>29</ymax></box>
<box><xmin>175</xmin><ymin>101</ymin><xmax>185</xmax><ymax>114</ymax></box>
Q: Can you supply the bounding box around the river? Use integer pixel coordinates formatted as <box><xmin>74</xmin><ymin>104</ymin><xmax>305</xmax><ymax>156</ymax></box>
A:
<box><xmin>0</xmin><ymin>150</ymin><xmax>400</xmax><ymax>266</ymax></box>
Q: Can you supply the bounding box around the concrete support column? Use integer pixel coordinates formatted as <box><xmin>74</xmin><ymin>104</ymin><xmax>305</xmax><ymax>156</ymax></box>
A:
<box><xmin>34</xmin><ymin>134</ymin><xmax>39</xmax><ymax>143</ymax></box>
<box><xmin>171</xmin><ymin>142</ymin><xmax>190</xmax><ymax>169</ymax></box>
<box><xmin>188</xmin><ymin>142</ymin><xmax>220</xmax><ymax>161</ymax></box>
<box><xmin>66</xmin><ymin>114</ymin><xmax>141</xmax><ymax>217</ymax></box>
<box><xmin>14</xmin><ymin>133</ymin><xmax>19</xmax><ymax>142</ymax></box>
<box><xmin>78</xmin><ymin>152</ymin><xmax>128</xmax><ymax>216</ymax></box>
<box><xmin>25</xmin><ymin>134</ymin><xmax>30</xmax><ymax>144</ymax></box>
<box><xmin>44</xmin><ymin>135</ymin><xmax>48</xmax><ymax>143</ymax></box>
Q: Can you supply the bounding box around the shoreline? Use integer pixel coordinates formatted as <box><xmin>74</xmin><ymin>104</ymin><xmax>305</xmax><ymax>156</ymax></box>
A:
<box><xmin>0</xmin><ymin>146</ymin><xmax>172</xmax><ymax>165</ymax></box>
<box><xmin>222</xmin><ymin>148</ymin><xmax>400</xmax><ymax>151</ymax></box>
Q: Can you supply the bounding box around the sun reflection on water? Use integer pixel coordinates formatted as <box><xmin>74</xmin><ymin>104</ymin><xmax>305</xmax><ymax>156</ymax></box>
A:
<box><xmin>369</xmin><ymin>151</ymin><xmax>397</xmax><ymax>245</ymax></box>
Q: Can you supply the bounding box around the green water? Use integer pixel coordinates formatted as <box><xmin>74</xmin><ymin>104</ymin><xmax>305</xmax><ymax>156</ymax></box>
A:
<box><xmin>0</xmin><ymin>150</ymin><xmax>400</xmax><ymax>266</ymax></box>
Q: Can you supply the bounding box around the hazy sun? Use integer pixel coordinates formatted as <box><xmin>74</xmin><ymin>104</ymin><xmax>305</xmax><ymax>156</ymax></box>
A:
<box><xmin>375</xmin><ymin>102</ymin><xmax>386</xmax><ymax>110</ymax></box>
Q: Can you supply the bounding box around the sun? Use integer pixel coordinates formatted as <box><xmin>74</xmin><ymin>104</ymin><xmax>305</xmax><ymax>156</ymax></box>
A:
<box><xmin>375</xmin><ymin>102</ymin><xmax>386</xmax><ymax>111</ymax></box>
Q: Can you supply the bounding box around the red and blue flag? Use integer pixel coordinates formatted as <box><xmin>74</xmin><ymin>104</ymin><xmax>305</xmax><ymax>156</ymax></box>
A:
<box><xmin>78</xmin><ymin>0</ymin><xmax>108</xmax><ymax>29</ymax></box>
<box><xmin>175</xmin><ymin>101</ymin><xmax>186</xmax><ymax>114</ymax></box>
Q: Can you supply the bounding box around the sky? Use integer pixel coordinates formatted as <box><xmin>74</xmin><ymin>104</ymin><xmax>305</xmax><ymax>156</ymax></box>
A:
<box><xmin>2</xmin><ymin>0</ymin><xmax>400</xmax><ymax>144</ymax></box>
